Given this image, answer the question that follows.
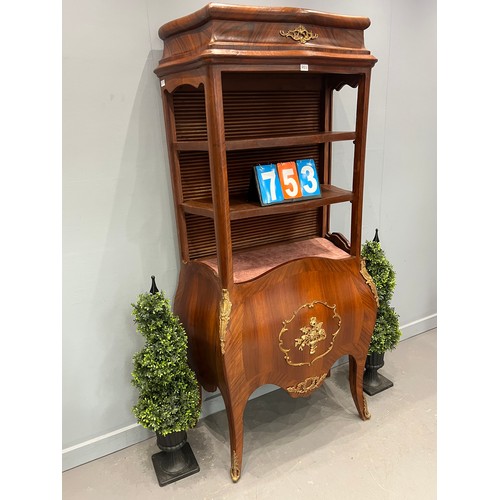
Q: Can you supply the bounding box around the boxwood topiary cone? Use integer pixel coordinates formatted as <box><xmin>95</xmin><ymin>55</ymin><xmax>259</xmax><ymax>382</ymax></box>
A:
<box><xmin>131</xmin><ymin>276</ymin><xmax>200</xmax><ymax>486</ymax></box>
<box><xmin>361</xmin><ymin>230</ymin><xmax>402</xmax><ymax>395</ymax></box>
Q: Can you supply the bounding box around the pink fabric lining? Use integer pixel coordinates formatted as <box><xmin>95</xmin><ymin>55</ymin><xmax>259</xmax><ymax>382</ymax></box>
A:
<box><xmin>200</xmin><ymin>237</ymin><xmax>349</xmax><ymax>283</ymax></box>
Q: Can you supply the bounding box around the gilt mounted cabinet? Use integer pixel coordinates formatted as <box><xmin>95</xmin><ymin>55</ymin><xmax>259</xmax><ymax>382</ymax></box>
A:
<box><xmin>154</xmin><ymin>3</ymin><xmax>378</xmax><ymax>482</ymax></box>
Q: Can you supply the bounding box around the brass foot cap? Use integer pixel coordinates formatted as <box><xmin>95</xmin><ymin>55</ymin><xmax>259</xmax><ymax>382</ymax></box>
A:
<box><xmin>230</xmin><ymin>468</ymin><xmax>240</xmax><ymax>482</ymax></box>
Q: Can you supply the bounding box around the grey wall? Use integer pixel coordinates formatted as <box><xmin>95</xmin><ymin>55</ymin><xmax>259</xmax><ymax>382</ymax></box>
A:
<box><xmin>62</xmin><ymin>0</ymin><xmax>436</xmax><ymax>470</ymax></box>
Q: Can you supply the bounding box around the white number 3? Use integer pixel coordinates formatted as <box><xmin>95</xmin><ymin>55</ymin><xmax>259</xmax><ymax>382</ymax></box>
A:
<box><xmin>300</xmin><ymin>165</ymin><xmax>318</xmax><ymax>194</ymax></box>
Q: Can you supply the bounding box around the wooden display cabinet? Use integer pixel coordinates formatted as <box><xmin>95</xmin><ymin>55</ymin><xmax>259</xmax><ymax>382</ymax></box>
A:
<box><xmin>154</xmin><ymin>3</ymin><xmax>379</xmax><ymax>482</ymax></box>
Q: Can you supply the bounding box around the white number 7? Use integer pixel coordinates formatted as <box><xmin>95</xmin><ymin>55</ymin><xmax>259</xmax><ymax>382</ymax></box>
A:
<box><xmin>261</xmin><ymin>169</ymin><xmax>277</xmax><ymax>201</ymax></box>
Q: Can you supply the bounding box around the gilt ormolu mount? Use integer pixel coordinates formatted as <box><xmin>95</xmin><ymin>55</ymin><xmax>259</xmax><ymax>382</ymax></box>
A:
<box><xmin>154</xmin><ymin>3</ymin><xmax>378</xmax><ymax>482</ymax></box>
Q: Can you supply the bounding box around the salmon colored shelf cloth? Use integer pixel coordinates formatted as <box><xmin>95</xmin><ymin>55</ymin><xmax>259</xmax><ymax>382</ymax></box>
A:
<box><xmin>200</xmin><ymin>237</ymin><xmax>350</xmax><ymax>283</ymax></box>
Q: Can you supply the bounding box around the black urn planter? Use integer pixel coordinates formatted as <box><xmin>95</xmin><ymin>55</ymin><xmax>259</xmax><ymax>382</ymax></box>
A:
<box><xmin>151</xmin><ymin>430</ymin><xmax>200</xmax><ymax>486</ymax></box>
<box><xmin>363</xmin><ymin>352</ymin><xmax>394</xmax><ymax>396</ymax></box>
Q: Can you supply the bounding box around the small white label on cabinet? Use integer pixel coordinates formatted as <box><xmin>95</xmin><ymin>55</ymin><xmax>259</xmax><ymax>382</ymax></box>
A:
<box><xmin>160</xmin><ymin>79</ymin><xmax>165</xmax><ymax>87</ymax></box>
<box><xmin>300</xmin><ymin>64</ymin><xmax>309</xmax><ymax>71</ymax></box>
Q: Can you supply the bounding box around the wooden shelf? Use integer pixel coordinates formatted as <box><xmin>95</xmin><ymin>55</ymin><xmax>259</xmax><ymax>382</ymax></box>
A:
<box><xmin>175</xmin><ymin>131</ymin><xmax>356</xmax><ymax>152</ymax></box>
<box><xmin>181</xmin><ymin>184</ymin><xmax>353</xmax><ymax>220</ymax></box>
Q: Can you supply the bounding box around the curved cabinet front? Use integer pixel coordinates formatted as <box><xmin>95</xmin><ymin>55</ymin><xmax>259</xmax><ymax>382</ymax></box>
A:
<box><xmin>173</xmin><ymin>255</ymin><xmax>377</xmax><ymax>481</ymax></box>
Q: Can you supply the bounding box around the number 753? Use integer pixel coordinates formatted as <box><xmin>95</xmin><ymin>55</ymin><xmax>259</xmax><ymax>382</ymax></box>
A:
<box><xmin>255</xmin><ymin>159</ymin><xmax>321</xmax><ymax>205</ymax></box>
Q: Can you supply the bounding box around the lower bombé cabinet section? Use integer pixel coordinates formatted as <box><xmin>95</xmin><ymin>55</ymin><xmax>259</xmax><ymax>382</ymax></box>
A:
<box><xmin>174</xmin><ymin>237</ymin><xmax>378</xmax><ymax>480</ymax></box>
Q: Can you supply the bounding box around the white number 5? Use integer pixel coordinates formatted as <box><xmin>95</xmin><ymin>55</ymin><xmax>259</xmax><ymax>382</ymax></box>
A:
<box><xmin>281</xmin><ymin>168</ymin><xmax>299</xmax><ymax>197</ymax></box>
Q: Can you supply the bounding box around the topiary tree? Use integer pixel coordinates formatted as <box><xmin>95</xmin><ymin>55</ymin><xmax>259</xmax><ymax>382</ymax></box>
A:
<box><xmin>131</xmin><ymin>288</ymin><xmax>200</xmax><ymax>436</ymax></box>
<box><xmin>361</xmin><ymin>232</ymin><xmax>402</xmax><ymax>355</ymax></box>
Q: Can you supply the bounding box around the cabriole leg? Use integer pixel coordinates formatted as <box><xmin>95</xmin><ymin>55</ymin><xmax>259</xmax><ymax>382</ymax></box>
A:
<box><xmin>220</xmin><ymin>386</ymin><xmax>248</xmax><ymax>482</ymax></box>
<box><xmin>349</xmin><ymin>355</ymin><xmax>371</xmax><ymax>420</ymax></box>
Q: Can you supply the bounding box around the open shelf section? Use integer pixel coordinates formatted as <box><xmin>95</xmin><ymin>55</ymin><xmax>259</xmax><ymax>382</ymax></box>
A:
<box><xmin>180</xmin><ymin>184</ymin><xmax>353</xmax><ymax>220</ymax></box>
<box><xmin>175</xmin><ymin>131</ymin><xmax>356</xmax><ymax>152</ymax></box>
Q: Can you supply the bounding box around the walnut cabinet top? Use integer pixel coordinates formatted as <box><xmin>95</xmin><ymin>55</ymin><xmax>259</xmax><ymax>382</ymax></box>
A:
<box><xmin>154</xmin><ymin>3</ymin><xmax>377</xmax><ymax>76</ymax></box>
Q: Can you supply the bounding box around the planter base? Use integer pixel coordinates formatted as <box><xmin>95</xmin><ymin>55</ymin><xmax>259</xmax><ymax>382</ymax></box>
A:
<box><xmin>151</xmin><ymin>442</ymin><xmax>200</xmax><ymax>486</ymax></box>
<box><xmin>363</xmin><ymin>372</ymin><xmax>393</xmax><ymax>396</ymax></box>
<box><xmin>363</xmin><ymin>352</ymin><xmax>394</xmax><ymax>396</ymax></box>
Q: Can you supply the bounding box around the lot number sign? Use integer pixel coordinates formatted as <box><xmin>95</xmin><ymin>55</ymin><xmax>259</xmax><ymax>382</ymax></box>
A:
<box><xmin>254</xmin><ymin>159</ymin><xmax>321</xmax><ymax>206</ymax></box>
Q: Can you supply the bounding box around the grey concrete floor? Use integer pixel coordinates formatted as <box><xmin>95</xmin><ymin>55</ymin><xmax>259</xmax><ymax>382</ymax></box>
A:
<box><xmin>63</xmin><ymin>329</ymin><xmax>436</xmax><ymax>499</ymax></box>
